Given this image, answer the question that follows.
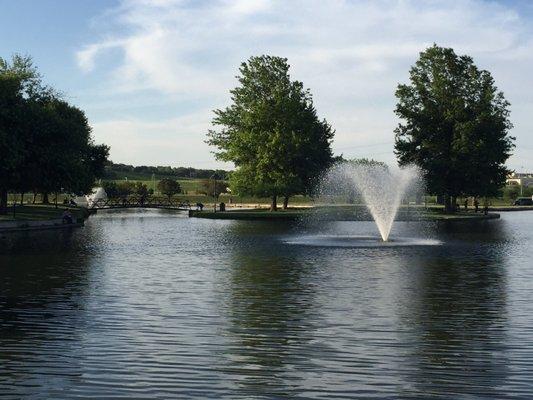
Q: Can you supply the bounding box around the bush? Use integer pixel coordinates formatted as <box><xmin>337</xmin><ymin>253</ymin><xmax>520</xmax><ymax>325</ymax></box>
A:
<box><xmin>157</xmin><ymin>179</ymin><xmax>181</xmax><ymax>198</ymax></box>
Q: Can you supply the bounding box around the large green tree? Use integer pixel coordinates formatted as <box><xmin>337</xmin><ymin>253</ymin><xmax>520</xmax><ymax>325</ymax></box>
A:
<box><xmin>0</xmin><ymin>56</ymin><xmax>37</xmax><ymax>212</ymax></box>
<box><xmin>0</xmin><ymin>55</ymin><xmax>109</xmax><ymax>213</ymax></box>
<box><xmin>207</xmin><ymin>55</ymin><xmax>334</xmax><ymax>210</ymax></box>
<box><xmin>394</xmin><ymin>45</ymin><xmax>514</xmax><ymax>211</ymax></box>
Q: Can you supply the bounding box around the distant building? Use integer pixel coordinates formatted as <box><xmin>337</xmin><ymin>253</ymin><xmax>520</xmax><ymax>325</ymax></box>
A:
<box><xmin>506</xmin><ymin>172</ymin><xmax>533</xmax><ymax>187</ymax></box>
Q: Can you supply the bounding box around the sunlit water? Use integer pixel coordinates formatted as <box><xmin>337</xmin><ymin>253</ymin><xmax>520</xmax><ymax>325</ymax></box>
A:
<box><xmin>1</xmin><ymin>210</ymin><xmax>532</xmax><ymax>399</ymax></box>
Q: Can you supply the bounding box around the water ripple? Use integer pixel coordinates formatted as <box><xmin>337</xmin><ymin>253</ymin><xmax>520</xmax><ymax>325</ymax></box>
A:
<box><xmin>0</xmin><ymin>210</ymin><xmax>532</xmax><ymax>398</ymax></box>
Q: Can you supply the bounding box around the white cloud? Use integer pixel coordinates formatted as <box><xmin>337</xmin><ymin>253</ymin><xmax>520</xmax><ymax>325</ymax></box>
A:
<box><xmin>76</xmin><ymin>39</ymin><xmax>125</xmax><ymax>72</ymax></box>
<box><xmin>78</xmin><ymin>0</ymin><xmax>533</xmax><ymax>169</ymax></box>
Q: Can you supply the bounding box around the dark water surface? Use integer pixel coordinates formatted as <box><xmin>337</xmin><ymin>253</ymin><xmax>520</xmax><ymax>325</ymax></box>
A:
<box><xmin>1</xmin><ymin>210</ymin><xmax>532</xmax><ymax>399</ymax></box>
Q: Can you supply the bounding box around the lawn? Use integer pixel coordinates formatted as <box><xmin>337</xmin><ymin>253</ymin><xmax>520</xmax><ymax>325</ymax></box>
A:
<box><xmin>0</xmin><ymin>205</ymin><xmax>87</xmax><ymax>222</ymax></box>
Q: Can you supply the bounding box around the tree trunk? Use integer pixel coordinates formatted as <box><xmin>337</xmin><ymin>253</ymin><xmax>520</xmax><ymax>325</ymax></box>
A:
<box><xmin>0</xmin><ymin>189</ymin><xmax>7</xmax><ymax>215</ymax></box>
<box><xmin>444</xmin><ymin>194</ymin><xmax>453</xmax><ymax>213</ymax></box>
<box><xmin>32</xmin><ymin>191</ymin><xmax>37</xmax><ymax>204</ymax></box>
<box><xmin>20</xmin><ymin>192</ymin><xmax>24</xmax><ymax>205</ymax></box>
<box><xmin>42</xmin><ymin>192</ymin><xmax>49</xmax><ymax>204</ymax></box>
<box><xmin>282</xmin><ymin>196</ymin><xmax>289</xmax><ymax>209</ymax></box>
<box><xmin>270</xmin><ymin>195</ymin><xmax>277</xmax><ymax>212</ymax></box>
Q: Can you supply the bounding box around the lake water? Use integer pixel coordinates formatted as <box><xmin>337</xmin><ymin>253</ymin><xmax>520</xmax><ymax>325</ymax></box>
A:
<box><xmin>1</xmin><ymin>210</ymin><xmax>532</xmax><ymax>399</ymax></box>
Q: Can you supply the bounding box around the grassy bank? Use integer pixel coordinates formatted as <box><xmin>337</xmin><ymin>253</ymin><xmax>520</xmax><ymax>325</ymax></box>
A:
<box><xmin>0</xmin><ymin>205</ymin><xmax>87</xmax><ymax>222</ymax></box>
<box><xmin>189</xmin><ymin>206</ymin><xmax>501</xmax><ymax>221</ymax></box>
<box><xmin>189</xmin><ymin>208</ymin><xmax>305</xmax><ymax>220</ymax></box>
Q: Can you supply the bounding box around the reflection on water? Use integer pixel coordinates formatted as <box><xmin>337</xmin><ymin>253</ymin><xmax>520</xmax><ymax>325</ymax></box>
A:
<box><xmin>1</xmin><ymin>210</ymin><xmax>532</xmax><ymax>398</ymax></box>
<box><xmin>221</xmin><ymin>250</ymin><xmax>315</xmax><ymax>398</ymax></box>
<box><xmin>396</xmin><ymin>247</ymin><xmax>509</xmax><ymax>397</ymax></box>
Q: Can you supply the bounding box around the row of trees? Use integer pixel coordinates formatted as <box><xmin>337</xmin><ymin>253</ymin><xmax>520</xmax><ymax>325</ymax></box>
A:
<box><xmin>102</xmin><ymin>179</ymin><xmax>182</xmax><ymax>201</ymax></box>
<box><xmin>208</xmin><ymin>48</ymin><xmax>514</xmax><ymax>212</ymax></box>
<box><xmin>3</xmin><ymin>48</ymin><xmax>510</xmax><ymax>213</ymax></box>
<box><xmin>0</xmin><ymin>55</ymin><xmax>109</xmax><ymax>214</ymax></box>
<box><xmin>102</xmin><ymin>178</ymin><xmax>227</xmax><ymax>200</ymax></box>
<box><xmin>103</xmin><ymin>162</ymin><xmax>228</xmax><ymax>180</ymax></box>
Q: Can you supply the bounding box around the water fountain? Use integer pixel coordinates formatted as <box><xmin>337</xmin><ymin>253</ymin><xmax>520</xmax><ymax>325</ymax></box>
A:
<box><xmin>327</xmin><ymin>163</ymin><xmax>419</xmax><ymax>241</ymax></box>
<box><xmin>285</xmin><ymin>162</ymin><xmax>440</xmax><ymax>247</ymax></box>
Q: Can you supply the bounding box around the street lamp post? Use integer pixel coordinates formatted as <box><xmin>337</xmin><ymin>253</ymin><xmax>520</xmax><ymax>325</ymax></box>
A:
<box><xmin>520</xmin><ymin>167</ymin><xmax>524</xmax><ymax>197</ymax></box>
<box><xmin>211</xmin><ymin>173</ymin><xmax>217</xmax><ymax>213</ymax></box>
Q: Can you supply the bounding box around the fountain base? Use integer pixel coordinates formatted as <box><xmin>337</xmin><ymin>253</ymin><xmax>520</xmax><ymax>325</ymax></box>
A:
<box><xmin>284</xmin><ymin>235</ymin><xmax>441</xmax><ymax>248</ymax></box>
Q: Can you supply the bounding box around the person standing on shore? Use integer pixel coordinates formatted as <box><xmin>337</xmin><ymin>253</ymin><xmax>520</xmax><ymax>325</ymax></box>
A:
<box><xmin>62</xmin><ymin>209</ymin><xmax>73</xmax><ymax>224</ymax></box>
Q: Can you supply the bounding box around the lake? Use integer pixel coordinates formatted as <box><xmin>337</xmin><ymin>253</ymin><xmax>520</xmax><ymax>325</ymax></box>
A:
<box><xmin>1</xmin><ymin>210</ymin><xmax>532</xmax><ymax>399</ymax></box>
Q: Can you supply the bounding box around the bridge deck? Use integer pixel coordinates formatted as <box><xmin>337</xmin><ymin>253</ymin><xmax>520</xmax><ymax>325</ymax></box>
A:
<box><xmin>89</xmin><ymin>196</ymin><xmax>194</xmax><ymax>211</ymax></box>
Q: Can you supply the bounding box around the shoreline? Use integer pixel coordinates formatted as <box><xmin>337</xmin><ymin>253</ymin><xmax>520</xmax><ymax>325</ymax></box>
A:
<box><xmin>189</xmin><ymin>209</ymin><xmax>501</xmax><ymax>221</ymax></box>
<box><xmin>4</xmin><ymin>203</ymin><xmax>527</xmax><ymax>231</ymax></box>
<box><xmin>0</xmin><ymin>218</ymin><xmax>84</xmax><ymax>234</ymax></box>
<box><xmin>0</xmin><ymin>205</ymin><xmax>88</xmax><ymax>234</ymax></box>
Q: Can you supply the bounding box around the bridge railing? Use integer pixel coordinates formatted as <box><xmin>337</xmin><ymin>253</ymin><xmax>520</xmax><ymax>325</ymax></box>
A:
<box><xmin>89</xmin><ymin>196</ymin><xmax>193</xmax><ymax>210</ymax></box>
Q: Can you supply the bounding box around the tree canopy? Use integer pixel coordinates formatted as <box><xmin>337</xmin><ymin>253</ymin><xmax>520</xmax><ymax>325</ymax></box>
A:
<box><xmin>207</xmin><ymin>55</ymin><xmax>334</xmax><ymax>210</ymax></box>
<box><xmin>102</xmin><ymin>162</ymin><xmax>228</xmax><ymax>181</ymax></box>
<box><xmin>157</xmin><ymin>178</ymin><xmax>181</xmax><ymax>199</ymax></box>
<box><xmin>199</xmin><ymin>178</ymin><xmax>227</xmax><ymax>199</ymax></box>
<box><xmin>394</xmin><ymin>45</ymin><xmax>514</xmax><ymax>211</ymax></box>
<box><xmin>0</xmin><ymin>55</ymin><xmax>109</xmax><ymax>213</ymax></box>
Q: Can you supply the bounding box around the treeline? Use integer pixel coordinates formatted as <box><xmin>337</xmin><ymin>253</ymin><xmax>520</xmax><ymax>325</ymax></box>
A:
<box><xmin>0</xmin><ymin>55</ymin><xmax>109</xmax><ymax>213</ymax></box>
<box><xmin>101</xmin><ymin>179</ymin><xmax>181</xmax><ymax>200</ymax></box>
<box><xmin>207</xmin><ymin>48</ymin><xmax>515</xmax><ymax>212</ymax></box>
<box><xmin>103</xmin><ymin>162</ymin><xmax>228</xmax><ymax>180</ymax></box>
<box><xmin>102</xmin><ymin>177</ymin><xmax>227</xmax><ymax>199</ymax></box>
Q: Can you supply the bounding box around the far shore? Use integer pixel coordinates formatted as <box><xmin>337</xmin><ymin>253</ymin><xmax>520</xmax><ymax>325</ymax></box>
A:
<box><xmin>0</xmin><ymin>205</ymin><xmax>87</xmax><ymax>234</ymax></box>
<box><xmin>188</xmin><ymin>206</ymin><xmax>502</xmax><ymax>221</ymax></box>
<box><xmin>4</xmin><ymin>202</ymin><xmax>533</xmax><ymax>233</ymax></box>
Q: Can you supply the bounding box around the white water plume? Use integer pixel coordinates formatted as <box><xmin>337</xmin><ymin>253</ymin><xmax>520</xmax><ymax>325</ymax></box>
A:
<box><xmin>319</xmin><ymin>163</ymin><xmax>421</xmax><ymax>241</ymax></box>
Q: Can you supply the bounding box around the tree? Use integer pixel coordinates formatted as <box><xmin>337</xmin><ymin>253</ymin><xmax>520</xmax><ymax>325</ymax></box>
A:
<box><xmin>102</xmin><ymin>181</ymin><xmax>119</xmax><ymax>198</ymax></box>
<box><xmin>394</xmin><ymin>45</ymin><xmax>514</xmax><ymax>212</ymax></box>
<box><xmin>134</xmin><ymin>182</ymin><xmax>149</xmax><ymax>203</ymax></box>
<box><xmin>503</xmin><ymin>185</ymin><xmax>520</xmax><ymax>201</ymax></box>
<box><xmin>134</xmin><ymin>182</ymin><xmax>149</xmax><ymax>197</ymax></box>
<box><xmin>116</xmin><ymin>181</ymin><xmax>135</xmax><ymax>200</ymax></box>
<box><xmin>0</xmin><ymin>55</ymin><xmax>109</xmax><ymax>213</ymax></box>
<box><xmin>346</xmin><ymin>158</ymin><xmax>387</xmax><ymax>168</ymax></box>
<box><xmin>207</xmin><ymin>55</ymin><xmax>334</xmax><ymax>210</ymax></box>
<box><xmin>0</xmin><ymin>56</ymin><xmax>38</xmax><ymax>213</ymax></box>
<box><xmin>157</xmin><ymin>178</ymin><xmax>181</xmax><ymax>199</ymax></box>
<box><xmin>31</xmin><ymin>98</ymin><xmax>109</xmax><ymax>198</ymax></box>
<box><xmin>199</xmin><ymin>178</ymin><xmax>227</xmax><ymax>200</ymax></box>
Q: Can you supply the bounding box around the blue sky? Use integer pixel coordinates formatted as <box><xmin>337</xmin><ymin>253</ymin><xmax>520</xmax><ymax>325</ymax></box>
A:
<box><xmin>1</xmin><ymin>0</ymin><xmax>532</xmax><ymax>170</ymax></box>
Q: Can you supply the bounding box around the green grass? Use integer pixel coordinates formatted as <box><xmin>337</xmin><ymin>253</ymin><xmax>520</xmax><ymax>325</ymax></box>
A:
<box><xmin>0</xmin><ymin>205</ymin><xmax>87</xmax><ymax>222</ymax></box>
